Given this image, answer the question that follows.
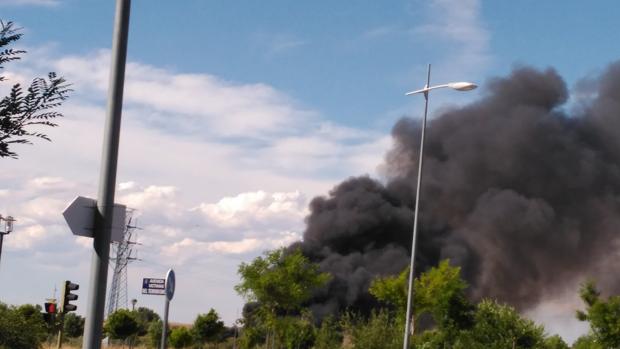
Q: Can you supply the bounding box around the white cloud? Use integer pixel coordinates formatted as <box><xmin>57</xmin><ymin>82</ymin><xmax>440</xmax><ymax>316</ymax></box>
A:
<box><xmin>0</xmin><ymin>0</ymin><xmax>59</xmax><ymax>6</ymax></box>
<box><xmin>118</xmin><ymin>181</ymin><xmax>136</xmax><ymax>191</ymax></box>
<box><xmin>0</xmin><ymin>45</ymin><xmax>390</xmax><ymax>326</ymax></box>
<box><xmin>52</xmin><ymin>51</ymin><xmax>316</xmax><ymax>139</ymax></box>
<box><xmin>196</xmin><ymin>190</ymin><xmax>306</xmax><ymax>228</ymax></box>
<box><xmin>162</xmin><ymin>231</ymin><xmax>301</xmax><ymax>261</ymax></box>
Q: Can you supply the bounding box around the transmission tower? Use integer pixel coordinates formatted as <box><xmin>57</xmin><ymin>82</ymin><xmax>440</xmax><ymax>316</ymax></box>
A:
<box><xmin>107</xmin><ymin>209</ymin><xmax>140</xmax><ymax>316</ymax></box>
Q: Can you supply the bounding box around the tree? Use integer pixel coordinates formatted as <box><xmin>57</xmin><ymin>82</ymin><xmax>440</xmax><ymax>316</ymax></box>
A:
<box><xmin>369</xmin><ymin>260</ymin><xmax>474</xmax><ymax>339</ymax></box>
<box><xmin>148</xmin><ymin>319</ymin><xmax>164</xmax><ymax>348</ymax></box>
<box><xmin>133</xmin><ymin>306</ymin><xmax>160</xmax><ymax>336</ymax></box>
<box><xmin>193</xmin><ymin>308</ymin><xmax>225</xmax><ymax>345</ymax></box>
<box><xmin>571</xmin><ymin>335</ymin><xmax>603</xmax><ymax>349</ymax></box>
<box><xmin>235</xmin><ymin>247</ymin><xmax>330</xmax><ymax>347</ymax></box>
<box><xmin>0</xmin><ymin>302</ymin><xmax>47</xmax><ymax>349</ymax></box>
<box><xmin>342</xmin><ymin>309</ymin><xmax>402</xmax><ymax>349</ymax></box>
<box><xmin>169</xmin><ymin>327</ymin><xmax>194</xmax><ymax>349</ymax></box>
<box><xmin>576</xmin><ymin>280</ymin><xmax>620</xmax><ymax>348</ymax></box>
<box><xmin>236</xmin><ymin>248</ymin><xmax>330</xmax><ymax>314</ymax></box>
<box><xmin>104</xmin><ymin>309</ymin><xmax>139</xmax><ymax>341</ymax></box>
<box><xmin>63</xmin><ymin>312</ymin><xmax>85</xmax><ymax>338</ymax></box>
<box><xmin>459</xmin><ymin>299</ymin><xmax>545</xmax><ymax>349</ymax></box>
<box><xmin>0</xmin><ymin>20</ymin><xmax>70</xmax><ymax>158</ymax></box>
<box><xmin>368</xmin><ymin>265</ymin><xmax>409</xmax><ymax>316</ymax></box>
<box><xmin>313</xmin><ymin>316</ymin><xmax>342</xmax><ymax>349</ymax></box>
<box><xmin>542</xmin><ymin>335</ymin><xmax>569</xmax><ymax>349</ymax></box>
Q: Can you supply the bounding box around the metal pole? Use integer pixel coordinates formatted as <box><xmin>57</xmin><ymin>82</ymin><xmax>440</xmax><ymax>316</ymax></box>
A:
<box><xmin>160</xmin><ymin>298</ymin><xmax>170</xmax><ymax>349</ymax></box>
<box><xmin>402</xmin><ymin>64</ymin><xmax>431</xmax><ymax>349</ymax></box>
<box><xmin>0</xmin><ymin>234</ymin><xmax>4</xmax><ymax>269</ymax></box>
<box><xmin>82</xmin><ymin>1</ymin><xmax>131</xmax><ymax>348</ymax></box>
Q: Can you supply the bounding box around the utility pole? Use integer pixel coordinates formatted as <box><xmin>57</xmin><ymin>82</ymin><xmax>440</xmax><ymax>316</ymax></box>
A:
<box><xmin>0</xmin><ymin>214</ymin><xmax>15</xmax><ymax>269</ymax></box>
<box><xmin>81</xmin><ymin>1</ymin><xmax>131</xmax><ymax>348</ymax></box>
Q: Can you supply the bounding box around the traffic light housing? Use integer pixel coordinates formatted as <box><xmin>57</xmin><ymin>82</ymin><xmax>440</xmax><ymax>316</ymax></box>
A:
<box><xmin>60</xmin><ymin>280</ymin><xmax>79</xmax><ymax>313</ymax></box>
<box><xmin>44</xmin><ymin>301</ymin><xmax>57</xmax><ymax>314</ymax></box>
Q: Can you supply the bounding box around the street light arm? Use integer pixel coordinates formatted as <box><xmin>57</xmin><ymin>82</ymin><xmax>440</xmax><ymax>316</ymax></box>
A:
<box><xmin>405</xmin><ymin>81</ymin><xmax>477</xmax><ymax>96</ymax></box>
<box><xmin>405</xmin><ymin>84</ymin><xmax>450</xmax><ymax>96</ymax></box>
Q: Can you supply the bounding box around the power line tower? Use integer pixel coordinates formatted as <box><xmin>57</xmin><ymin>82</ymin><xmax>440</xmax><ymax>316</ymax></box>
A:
<box><xmin>106</xmin><ymin>209</ymin><xmax>140</xmax><ymax>316</ymax></box>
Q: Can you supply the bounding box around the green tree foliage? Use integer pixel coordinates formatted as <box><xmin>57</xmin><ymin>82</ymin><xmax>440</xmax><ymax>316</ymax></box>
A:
<box><xmin>368</xmin><ymin>265</ymin><xmax>409</xmax><ymax>316</ymax></box>
<box><xmin>236</xmin><ymin>248</ymin><xmax>330</xmax><ymax>314</ymax></box>
<box><xmin>413</xmin><ymin>260</ymin><xmax>474</xmax><ymax>335</ymax></box>
<box><xmin>571</xmin><ymin>334</ymin><xmax>604</xmax><ymax>349</ymax></box>
<box><xmin>343</xmin><ymin>309</ymin><xmax>402</xmax><ymax>349</ymax></box>
<box><xmin>313</xmin><ymin>316</ymin><xmax>342</xmax><ymax>349</ymax></box>
<box><xmin>456</xmin><ymin>299</ymin><xmax>545</xmax><ymax>349</ymax></box>
<box><xmin>0</xmin><ymin>21</ymin><xmax>71</xmax><ymax>158</ymax></box>
<box><xmin>576</xmin><ymin>280</ymin><xmax>620</xmax><ymax>348</ymax></box>
<box><xmin>63</xmin><ymin>312</ymin><xmax>85</xmax><ymax>338</ymax></box>
<box><xmin>369</xmin><ymin>260</ymin><xmax>473</xmax><ymax>340</ymax></box>
<box><xmin>0</xmin><ymin>302</ymin><xmax>47</xmax><ymax>349</ymax></box>
<box><xmin>276</xmin><ymin>311</ymin><xmax>316</xmax><ymax>349</ymax></box>
<box><xmin>193</xmin><ymin>308</ymin><xmax>225</xmax><ymax>345</ymax></box>
<box><xmin>134</xmin><ymin>306</ymin><xmax>160</xmax><ymax>336</ymax></box>
<box><xmin>236</xmin><ymin>247</ymin><xmax>330</xmax><ymax>348</ymax></box>
<box><xmin>169</xmin><ymin>327</ymin><xmax>194</xmax><ymax>349</ymax></box>
<box><xmin>148</xmin><ymin>319</ymin><xmax>164</xmax><ymax>348</ymax></box>
<box><xmin>104</xmin><ymin>309</ymin><xmax>139</xmax><ymax>341</ymax></box>
<box><xmin>542</xmin><ymin>335</ymin><xmax>569</xmax><ymax>349</ymax></box>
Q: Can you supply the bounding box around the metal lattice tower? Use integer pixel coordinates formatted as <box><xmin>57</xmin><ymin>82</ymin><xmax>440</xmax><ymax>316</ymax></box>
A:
<box><xmin>106</xmin><ymin>210</ymin><xmax>139</xmax><ymax>316</ymax></box>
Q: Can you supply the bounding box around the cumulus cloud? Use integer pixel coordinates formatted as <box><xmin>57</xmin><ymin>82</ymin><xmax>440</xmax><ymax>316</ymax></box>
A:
<box><xmin>0</xmin><ymin>45</ymin><xmax>388</xmax><ymax>325</ymax></box>
<box><xmin>51</xmin><ymin>50</ymin><xmax>316</xmax><ymax>139</ymax></box>
<box><xmin>196</xmin><ymin>190</ymin><xmax>306</xmax><ymax>228</ymax></box>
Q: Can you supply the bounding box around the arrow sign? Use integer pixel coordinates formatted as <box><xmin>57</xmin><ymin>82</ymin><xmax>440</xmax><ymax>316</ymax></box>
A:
<box><xmin>62</xmin><ymin>196</ymin><xmax>126</xmax><ymax>242</ymax></box>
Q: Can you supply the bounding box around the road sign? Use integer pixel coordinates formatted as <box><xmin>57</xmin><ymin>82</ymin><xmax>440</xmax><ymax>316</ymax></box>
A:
<box><xmin>165</xmin><ymin>269</ymin><xmax>175</xmax><ymax>301</ymax></box>
<box><xmin>142</xmin><ymin>278</ymin><xmax>166</xmax><ymax>295</ymax></box>
<box><xmin>62</xmin><ymin>196</ymin><xmax>126</xmax><ymax>242</ymax></box>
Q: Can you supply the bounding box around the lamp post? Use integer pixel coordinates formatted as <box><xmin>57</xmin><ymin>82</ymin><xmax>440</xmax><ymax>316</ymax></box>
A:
<box><xmin>402</xmin><ymin>64</ymin><xmax>476</xmax><ymax>349</ymax></box>
<box><xmin>0</xmin><ymin>214</ymin><xmax>15</xmax><ymax>270</ymax></box>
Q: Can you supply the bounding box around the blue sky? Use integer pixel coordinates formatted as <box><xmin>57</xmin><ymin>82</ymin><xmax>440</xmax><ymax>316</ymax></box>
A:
<box><xmin>2</xmin><ymin>0</ymin><xmax>620</xmax><ymax>343</ymax></box>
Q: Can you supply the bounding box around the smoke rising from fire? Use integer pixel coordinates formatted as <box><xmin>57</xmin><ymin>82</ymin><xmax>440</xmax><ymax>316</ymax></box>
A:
<box><xmin>294</xmin><ymin>62</ymin><xmax>620</xmax><ymax>316</ymax></box>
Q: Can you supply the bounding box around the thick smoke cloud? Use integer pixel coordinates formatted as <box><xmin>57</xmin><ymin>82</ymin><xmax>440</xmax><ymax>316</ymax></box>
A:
<box><xmin>295</xmin><ymin>63</ymin><xmax>620</xmax><ymax>317</ymax></box>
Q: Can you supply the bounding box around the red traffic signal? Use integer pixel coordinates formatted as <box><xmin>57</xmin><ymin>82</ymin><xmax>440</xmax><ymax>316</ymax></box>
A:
<box><xmin>44</xmin><ymin>302</ymin><xmax>57</xmax><ymax>314</ymax></box>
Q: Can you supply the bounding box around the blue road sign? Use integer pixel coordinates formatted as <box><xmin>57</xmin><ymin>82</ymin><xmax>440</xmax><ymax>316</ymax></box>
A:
<box><xmin>142</xmin><ymin>278</ymin><xmax>165</xmax><ymax>295</ymax></box>
<box><xmin>165</xmin><ymin>269</ymin><xmax>175</xmax><ymax>301</ymax></box>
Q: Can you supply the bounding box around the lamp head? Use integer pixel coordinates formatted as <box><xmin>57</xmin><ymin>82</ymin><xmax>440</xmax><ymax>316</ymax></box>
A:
<box><xmin>448</xmin><ymin>82</ymin><xmax>477</xmax><ymax>91</ymax></box>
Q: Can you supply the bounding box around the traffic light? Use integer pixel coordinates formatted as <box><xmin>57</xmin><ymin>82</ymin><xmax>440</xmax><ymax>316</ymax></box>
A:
<box><xmin>60</xmin><ymin>280</ymin><xmax>79</xmax><ymax>313</ymax></box>
<box><xmin>44</xmin><ymin>301</ymin><xmax>57</xmax><ymax>314</ymax></box>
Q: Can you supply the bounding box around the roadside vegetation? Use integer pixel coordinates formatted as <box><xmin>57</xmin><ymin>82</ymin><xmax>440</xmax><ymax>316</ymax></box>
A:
<box><xmin>3</xmin><ymin>249</ymin><xmax>620</xmax><ymax>349</ymax></box>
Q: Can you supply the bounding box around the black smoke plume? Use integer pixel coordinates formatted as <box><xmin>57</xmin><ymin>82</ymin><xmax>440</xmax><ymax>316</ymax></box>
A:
<box><xmin>293</xmin><ymin>62</ymin><xmax>620</xmax><ymax>317</ymax></box>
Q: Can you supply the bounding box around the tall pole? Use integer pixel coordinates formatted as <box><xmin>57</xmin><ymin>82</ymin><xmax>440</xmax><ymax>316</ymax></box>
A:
<box><xmin>0</xmin><ymin>234</ymin><xmax>4</xmax><ymax>269</ymax></box>
<box><xmin>402</xmin><ymin>64</ymin><xmax>431</xmax><ymax>349</ymax></box>
<box><xmin>160</xmin><ymin>297</ymin><xmax>170</xmax><ymax>349</ymax></box>
<box><xmin>82</xmin><ymin>1</ymin><xmax>131</xmax><ymax>348</ymax></box>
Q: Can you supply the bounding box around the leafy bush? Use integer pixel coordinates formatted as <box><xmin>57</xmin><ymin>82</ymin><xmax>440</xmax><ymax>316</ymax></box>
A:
<box><xmin>169</xmin><ymin>326</ymin><xmax>194</xmax><ymax>348</ymax></box>
<box><xmin>104</xmin><ymin>309</ymin><xmax>139</xmax><ymax>340</ymax></box>
<box><xmin>342</xmin><ymin>309</ymin><xmax>402</xmax><ymax>349</ymax></box>
<box><xmin>0</xmin><ymin>302</ymin><xmax>47</xmax><ymax>349</ymax></box>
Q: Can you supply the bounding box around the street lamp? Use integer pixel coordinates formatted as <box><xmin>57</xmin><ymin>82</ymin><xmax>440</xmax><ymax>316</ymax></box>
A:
<box><xmin>402</xmin><ymin>64</ymin><xmax>477</xmax><ymax>349</ymax></box>
<box><xmin>0</xmin><ymin>214</ymin><xmax>16</xmax><ymax>269</ymax></box>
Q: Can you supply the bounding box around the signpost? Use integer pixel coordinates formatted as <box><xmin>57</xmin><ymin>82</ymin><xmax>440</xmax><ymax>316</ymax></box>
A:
<box><xmin>82</xmin><ymin>1</ymin><xmax>132</xmax><ymax>347</ymax></box>
<box><xmin>142</xmin><ymin>278</ymin><xmax>166</xmax><ymax>295</ymax></box>
<box><xmin>63</xmin><ymin>196</ymin><xmax>126</xmax><ymax>242</ymax></box>
<box><xmin>161</xmin><ymin>269</ymin><xmax>175</xmax><ymax>349</ymax></box>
